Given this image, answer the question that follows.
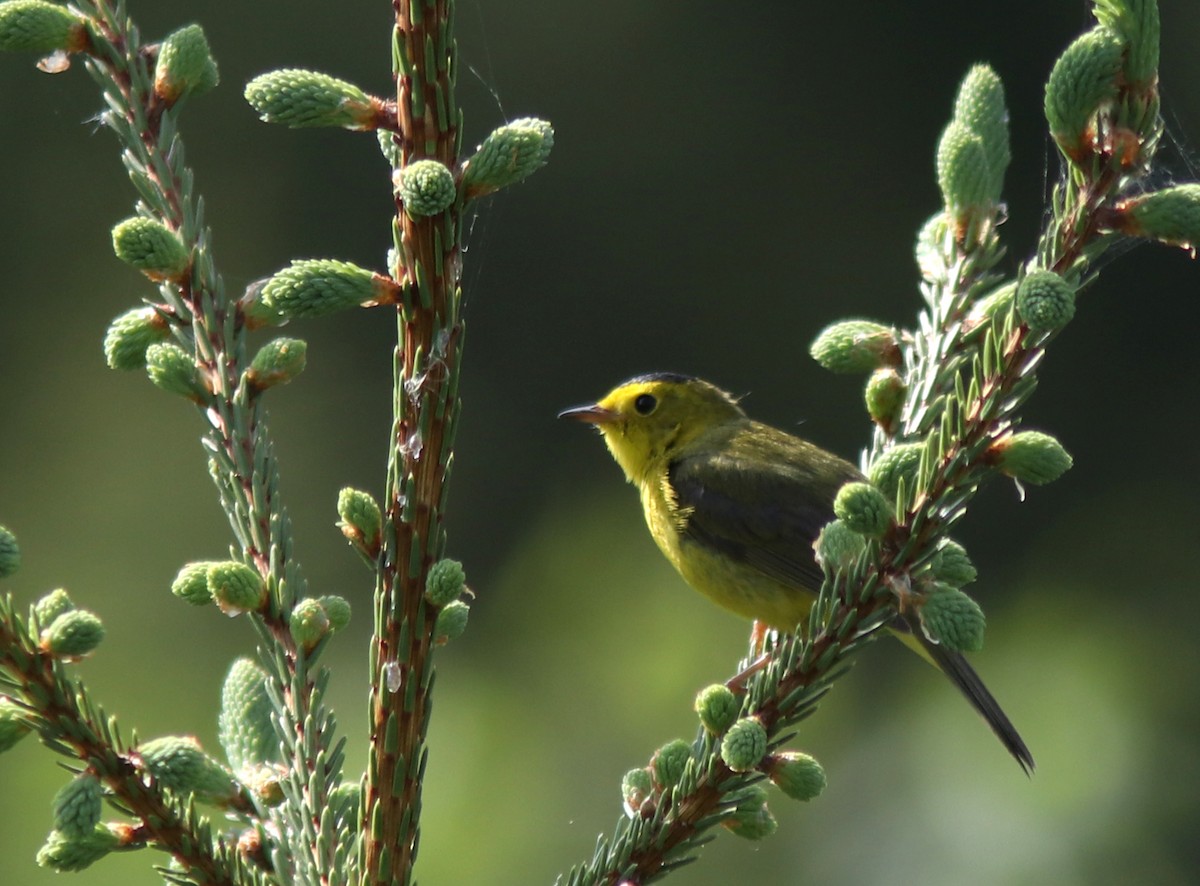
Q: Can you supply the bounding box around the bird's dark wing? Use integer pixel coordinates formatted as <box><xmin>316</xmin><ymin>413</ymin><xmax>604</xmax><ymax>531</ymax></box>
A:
<box><xmin>666</xmin><ymin>427</ymin><xmax>861</xmax><ymax>593</ymax></box>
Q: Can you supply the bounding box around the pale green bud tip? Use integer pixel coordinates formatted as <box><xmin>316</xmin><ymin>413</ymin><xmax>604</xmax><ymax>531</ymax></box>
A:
<box><xmin>814</xmin><ymin>519</ymin><xmax>866</xmax><ymax>574</ymax></box>
<box><xmin>103</xmin><ymin>306</ymin><xmax>169</xmax><ymax>370</ymax></box>
<box><xmin>992</xmin><ymin>430</ymin><xmax>1073</xmax><ymax>485</ymax></box>
<box><xmin>41</xmin><ymin>610</ymin><xmax>104</xmax><ymax>658</ymax></box>
<box><xmin>723</xmin><ymin>785</ymin><xmax>777</xmax><ymax>840</ymax></box>
<box><xmin>720</xmin><ymin>716</ymin><xmax>768</xmax><ymax>772</ymax></box>
<box><xmin>319</xmin><ymin>595</ymin><xmax>351</xmax><ymax>632</ymax></box>
<box><xmin>810</xmin><ymin>320</ymin><xmax>900</xmax><ymax>374</ymax></box>
<box><xmin>171</xmin><ymin>561</ymin><xmax>218</xmax><ymax>605</ymax></box>
<box><xmin>767</xmin><ymin>751</ymin><xmax>826</xmax><ymax>802</ymax></box>
<box><xmin>111</xmin><ymin>217</ymin><xmax>189</xmax><ymax>278</ymax></box>
<box><xmin>1017</xmin><ymin>269</ymin><xmax>1075</xmax><ymax>333</ymax></box>
<box><xmin>1044</xmin><ymin>27</ymin><xmax>1124</xmax><ymax>157</ymax></box>
<box><xmin>937</xmin><ymin>120</ymin><xmax>993</xmax><ymax>214</ymax></box>
<box><xmin>931</xmin><ymin>539</ymin><xmax>977</xmax><ymax>587</ymax></box>
<box><xmin>1116</xmin><ymin>185</ymin><xmax>1200</xmax><ymax>250</ymax></box>
<box><xmin>621</xmin><ymin>767</ymin><xmax>654</xmax><ymax>816</ymax></box>
<box><xmin>694</xmin><ymin>683</ymin><xmax>739</xmax><ymax>735</ymax></box>
<box><xmin>219</xmin><ymin>657</ymin><xmax>277</xmax><ymax>771</ymax></box>
<box><xmin>245</xmin><ymin>68</ymin><xmax>375</xmax><ymax>129</ymax></box>
<box><xmin>36</xmin><ymin>825</ymin><xmax>120</xmax><ymax>872</ymax></box>
<box><xmin>207</xmin><ymin>561</ymin><xmax>267</xmax><ymax>615</ymax></box>
<box><xmin>1093</xmin><ymin>0</ymin><xmax>1160</xmax><ymax>87</ymax></box>
<box><xmin>52</xmin><ymin>774</ymin><xmax>102</xmax><ymax>838</ymax></box>
<box><xmin>434</xmin><ymin>599</ymin><xmax>469</xmax><ymax>645</ymax></box>
<box><xmin>868</xmin><ymin>442</ymin><xmax>924</xmax><ymax>500</ymax></box>
<box><xmin>261</xmin><ymin>259</ymin><xmax>383</xmax><ymax>319</ymax></box>
<box><xmin>463</xmin><ymin>117</ymin><xmax>555</xmax><ymax>197</ymax></box>
<box><xmin>0</xmin><ymin>696</ymin><xmax>33</xmax><ymax>753</ymax></box>
<box><xmin>145</xmin><ymin>342</ymin><xmax>205</xmax><ymax>401</ymax></box>
<box><xmin>833</xmin><ymin>482</ymin><xmax>892</xmax><ymax>537</ymax></box>
<box><xmin>0</xmin><ymin>1</ymin><xmax>88</xmax><ymax>54</ymax></box>
<box><xmin>290</xmin><ymin>598</ymin><xmax>330</xmax><ymax>651</ymax></box>
<box><xmin>137</xmin><ymin>735</ymin><xmax>237</xmax><ymax>804</ymax></box>
<box><xmin>919</xmin><ymin>585</ymin><xmax>986</xmax><ymax>653</ymax></box>
<box><xmin>398</xmin><ymin>159</ymin><xmax>457</xmax><ymax>218</ymax></box>
<box><xmin>424</xmin><ymin>558</ymin><xmax>466</xmax><ymax>606</ymax></box>
<box><xmin>864</xmin><ymin>367</ymin><xmax>906</xmax><ymax>433</ymax></box>
<box><xmin>33</xmin><ymin>587</ymin><xmax>73</xmax><ymax>625</ymax></box>
<box><xmin>0</xmin><ymin>524</ymin><xmax>19</xmax><ymax>577</ymax></box>
<box><xmin>953</xmin><ymin>64</ymin><xmax>1010</xmax><ymax>185</ymax></box>
<box><xmin>248</xmin><ymin>337</ymin><xmax>307</xmax><ymax>389</ymax></box>
<box><xmin>651</xmin><ymin>739</ymin><xmax>692</xmax><ymax>788</ymax></box>
<box><xmin>337</xmin><ymin>487</ymin><xmax>382</xmax><ymax>554</ymax></box>
<box><xmin>155</xmin><ymin>24</ymin><xmax>219</xmax><ymax>102</ymax></box>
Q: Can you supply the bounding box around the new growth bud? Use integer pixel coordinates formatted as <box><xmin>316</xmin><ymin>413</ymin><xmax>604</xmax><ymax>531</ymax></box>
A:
<box><xmin>33</xmin><ymin>588</ymin><xmax>73</xmax><ymax>626</ymax></box>
<box><xmin>833</xmin><ymin>482</ymin><xmax>892</xmax><ymax>538</ymax></box>
<box><xmin>1044</xmin><ymin>27</ymin><xmax>1124</xmax><ymax>162</ymax></box>
<box><xmin>290</xmin><ymin>598</ymin><xmax>330</xmax><ymax>652</ymax></box>
<box><xmin>171</xmin><ymin>560</ymin><xmax>218</xmax><ymax>605</ymax></box>
<box><xmin>651</xmin><ymin>739</ymin><xmax>692</xmax><ymax>789</ymax></box>
<box><xmin>723</xmin><ymin>785</ymin><xmax>777</xmax><ymax>840</ymax></box>
<box><xmin>694</xmin><ymin>683</ymin><xmax>739</xmax><ymax>735</ymax></box>
<box><xmin>111</xmin><ymin>217</ymin><xmax>190</xmax><ymax>279</ymax></box>
<box><xmin>337</xmin><ymin>487</ymin><xmax>382</xmax><ymax>558</ymax></box>
<box><xmin>991</xmin><ymin>430</ymin><xmax>1073</xmax><ymax>485</ymax></box>
<box><xmin>0</xmin><ymin>1</ymin><xmax>89</xmax><ymax>55</ymax></box>
<box><xmin>720</xmin><ymin>717</ymin><xmax>768</xmax><ymax>772</ymax></box>
<box><xmin>145</xmin><ymin>342</ymin><xmax>207</xmax><ymax>402</ymax></box>
<box><xmin>931</xmin><ymin>539</ymin><xmax>977</xmax><ymax>587</ymax></box>
<box><xmin>424</xmin><ymin>558</ymin><xmax>465</xmax><ymax>607</ymax></box>
<box><xmin>867</xmin><ymin>442</ymin><xmax>924</xmax><ymax>501</ymax></box>
<box><xmin>247</xmin><ymin>337</ymin><xmax>307</xmax><ymax>390</ymax></box>
<box><xmin>765</xmin><ymin>750</ymin><xmax>826</xmax><ymax>802</ymax></box>
<box><xmin>433</xmin><ymin>600</ymin><xmax>469</xmax><ymax>645</ymax></box>
<box><xmin>137</xmin><ymin>735</ymin><xmax>239</xmax><ymax>806</ymax></box>
<box><xmin>36</xmin><ymin>824</ymin><xmax>121</xmax><ymax>872</ymax></box>
<box><xmin>207</xmin><ymin>561</ymin><xmax>267</xmax><ymax>616</ymax></box>
<box><xmin>621</xmin><ymin>767</ymin><xmax>654</xmax><ymax>817</ymax></box>
<box><xmin>814</xmin><ymin>519</ymin><xmax>867</xmax><ymax>574</ymax></box>
<box><xmin>1017</xmin><ymin>269</ymin><xmax>1076</xmax><ymax>333</ymax></box>
<box><xmin>936</xmin><ymin>120</ymin><xmax>992</xmax><ymax>217</ymax></box>
<box><xmin>103</xmin><ymin>306</ymin><xmax>170</xmax><ymax>371</ymax></box>
<box><xmin>52</xmin><ymin>773</ymin><xmax>102</xmax><ymax>838</ymax></box>
<box><xmin>40</xmin><ymin>609</ymin><xmax>104</xmax><ymax>658</ymax></box>
<box><xmin>261</xmin><ymin>259</ymin><xmax>399</xmax><ymax>320</ymax></box>
<box><xmin>397</xmin><ymin>159</ymin><xmax>456</xmax><ymax>218</ymax></box>
<box><xmin>919</xmin><ymin>585</ymin><xmax>986</xmax><ymax>653</ymax></box>
<box><xmin>809</xmin><ymin>320</ymin><xmax>900</xmax><ymax>374</ymax></box>
<box><xmin>864</xmin><ymin>367</ymin><xmax>906</xmax><ymax>434</ymax></box>
<box><xmin>1112</xmin><ymin>185</ymin><xmax>1200</xmax><ymax>251</ymax></box>
<box><xmin>0</xmin><ymin>696</ymin><xmax>32</xmax><ymax>754</ymax></box>
<box><xmin>462</xmin><ymin>117</ymin><xmax>555</xmax><ymax>198</ymax></box>
<box><xmin>218</xmin><ymin>657</ymin><xmax>279</xmax><ymax>772</ymax></box>
<box><xmin>0</xmin><ymin>524</ymin><xmax>19</xmax><ymax>577</ymax></box>
<box><xmin>245</xmin><ymin>68</ymin><xmax>379</xmax><ymax>129</ymax></box>
<box><xmin>154</xmin><ymin>24</ymin><xmax>219</xmax><ymax>103</ymax></box>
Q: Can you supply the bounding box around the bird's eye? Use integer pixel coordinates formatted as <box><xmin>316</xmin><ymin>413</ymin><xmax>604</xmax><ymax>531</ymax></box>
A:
<box><xmin>633</xmin><ymin>393</ymin><xmax>657</xmax><ymax>415</ymax></box>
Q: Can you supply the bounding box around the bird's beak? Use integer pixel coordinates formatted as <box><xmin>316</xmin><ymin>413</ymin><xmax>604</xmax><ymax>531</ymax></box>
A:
<box><xmin>558</xmin><ymin>403</ymin><xmax>620</xmax><ymax>425</ymax></box>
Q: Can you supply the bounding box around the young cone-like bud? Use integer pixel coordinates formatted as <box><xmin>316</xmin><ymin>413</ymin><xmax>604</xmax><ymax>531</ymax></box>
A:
<box><xmin>810</xmin><ymin>320</ymin><xmax>900</xmax><ymax>374</ymax></box>
<box><xmin>52</xmin><ymin>773</ymin><xmax>102</xmax><ymax>838</ymax></box>
<box><xmin>936</xmin><ymin>120</ymin><xmax>993</xmax><ymax>216</ymax></box>
<box><xmin>462</xmin><ymin>117</ymin><xmax>555</xmax><ymax>198</ymax></box>
<box><xmin>864</xmin><ymin>367</ymin><xmax>906</xmax><ymax>434</ymax></box>
<box><xmin>1044</xmin><ymin>27</ymin><xmax>1124</xmax><ymax>161</ymax></box>
<box><xmin>720</xmin><ymin>717</ymin><xmax>768</xmax><ymax>772</ymax></box>
<box><xmin>171</xmin><ymin>560</ymin><xmax>219</xmax><ymax>605</ymax></box>
<box><xmin>261</xmin><ymin>259</ymin><xmax>396</xmax><ymax>319</ymax></box>
<box><xmin>433</xmin><ymin>599</ymin><xmax>469</xmax><ymax>645</ymax></box>
<box><xmin>41</xmin><ymin>609</ymin><xmax>104</xmax><ymax>658</ymax></box>
<box><xmin>867</xmin><ymin>442</ymin><xmax>924</xmax><ymax>501</ymax></box>
<box><xmin>397</xmin><ymin>159</ymin><xmax>456</xmax><ymax>218</ymax></box>
<box><xmin>424</xmin><ymin>558</ymin><xmax>465</xmax><ymax>607</ymax></box>
<box><xmin>814</xmin><ymin>519</ymin><xmax>867</xmax><ymax>574</ymax></box>
<box><xmin>992</xmin><ymin>430</ymin><xmax>1073</xmax><ymax>485</ymax></box>
<box><xmin>319</xmin><ymin>595</ymin><xmax>351</xmax><ymax>632</ymax></box>
<box><xmin>219</xmin><ymin>657</ymin><xmax>279</xmax><ymax>772</ymax></box>
<box><xmin>931</xmin><ymin>539</ymin><xmax>977</xmax><ymax>587</ymax></box>
<box><xmin>290</xmin><ymin>597</ymin><xmax>331</xmax><ymax>651</ymax></box>
<box><xmin>207</xmin><ymin>561</ymin><xmax>267</xmax><ymax>615</ymax></box>
<box><xmin>247</xmin><ymin>337</ymin><xmax>307</xmax><ymax>390</ymax></box>
<box><xmin>337</xmin><ymin>487</ymin><xmax>382</xmax><ymax>558</ymax></box>
<box><xmin>103</xmin><ymin>306</ymin><xmax>169</xmax><ymax>370</ymax></box>
<box><xmin>154</xmin><ymin>24</ymin><xmax>219</xmax><ymax>103</ymax></box>
<box><xmin>651</xmin><ymin>739</ymin><xmax>692</xmax><ymax>789</ymax></box>
<box><xmin>0</xmin><ymin>696</ymin><xmax>32</xmax><ymax>753</ymax></box>
<box><xmin>621</xmin><ymin>767</ymin><xmax>654</xmax><ymax>817</ymax></box>
<box><xmin>1093</xmin><ymin>0</ymin><xmax>1160</xmax><ymax>88</ymax></box>
<box><xmin>1113</xmin><ymin>185</ymin><xmax>1200</xmax><ymax>250</ymax></box>
<box><xmin>145</xmin><ymin>342</ymin><xmax>207</xmax><ymax>401</ymax></box>
<box><xmin>1017</xmin><ymin>269</ymin><xmax>1076</xmax><ymax>333</ymax></box>
<box><xmin>0</xmin><ymin>524</ymin><xmax>19</xmax><ymax>577</ymax></box>
<box><xmin>137</xmin><ymin>735</ymin><xmax>239</xmax><ymax>805</ymax></box>
<box><xmin>766</xmin><ymin>750</ymin><xmax>827</xmax><ymax>802</ymax></box>
<box><xmin>723</xmin><ymin>785</ymin><xmax>777</xmax><ymax>841</ymax></box>
<box><xmin>0</xmin><ymin>1</ymin><xmax>89</xmax><ymax>54</ymax></box>
<box><xmin>33</xmin><ymin>588</ymin><xmax>73</xmax><ymax>626</ymax></box>
<box><xmin>919</xmin><ymin>585</ymin><xmax>986</xmax><ymax>653</ymax></box>
<box><xmin>245</xmin><ymin>68</ymin><xmax>377</xmax><ymax>129</ymax></box>
<box><xmin>36</xmin><ymin>824</ymin><xmax>121</xmax><ymax>872</ymax></box>
<box><xmin>111</xmin><ymin>217</ymin><xmax>189</xmax><ymax>279</ymax></box>
<box><xmin>952</xmin><ymin>64</ymin><xmax>1010</xmax><ymax>200</ymax></box>
<box><xmin>694</xmin><ymin>683</ymin><xmax>739</xmax><ymax>735</ymax></box>
<box><xmin>833</xmin><ymin>482</ymin><xmax>892</xmax><ymax>537</ymax></box>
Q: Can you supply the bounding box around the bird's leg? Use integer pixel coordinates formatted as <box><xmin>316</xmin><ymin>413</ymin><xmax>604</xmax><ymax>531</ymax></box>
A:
<box><xmin>726</xmin><ymin>620</ymin><xmax>774</xmax><ymax>693</ymax></box>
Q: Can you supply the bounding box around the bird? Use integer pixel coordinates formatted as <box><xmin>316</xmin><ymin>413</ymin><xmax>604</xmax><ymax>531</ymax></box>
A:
<box><xmin>559</xmin><ymin>371</ymin><xmax>1033</xmax><ymax>773</ymax></box>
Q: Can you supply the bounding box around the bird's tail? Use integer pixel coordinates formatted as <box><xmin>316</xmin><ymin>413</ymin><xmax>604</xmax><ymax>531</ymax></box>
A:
<box><xmin>892</xmin><ymin>615</ymin><xmax>1035</xmax><ymax>774</ymax></box>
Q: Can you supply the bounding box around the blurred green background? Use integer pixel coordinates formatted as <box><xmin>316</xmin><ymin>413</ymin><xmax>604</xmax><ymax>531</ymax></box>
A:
<box><xmin>1</xmin><ymin>1</ymin><xmax>1199</xmax><ymax>883</ymax></box>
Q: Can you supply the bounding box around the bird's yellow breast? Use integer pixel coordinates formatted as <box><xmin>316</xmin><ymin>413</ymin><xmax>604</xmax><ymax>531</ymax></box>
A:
<box><xmin>638</xmin><ymin>471</ymin><xmax>814</xmax><ymax>631</ymax></box>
